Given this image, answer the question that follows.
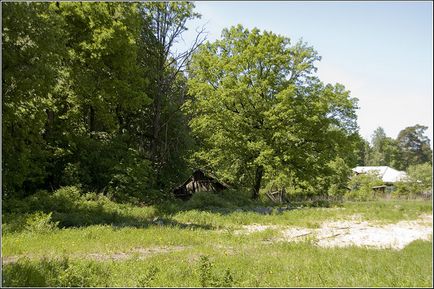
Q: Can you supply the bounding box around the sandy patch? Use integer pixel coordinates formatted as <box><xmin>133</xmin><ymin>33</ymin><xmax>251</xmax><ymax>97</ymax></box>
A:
<box><xmin>237</xmin><ymin>214</ymin><xmax>433</xmax><ymax>250</ymax></box>
<box><xmin>234</xmin><ymin>225</ymin><xmax>280</xmax><ymax>234</ymax></box>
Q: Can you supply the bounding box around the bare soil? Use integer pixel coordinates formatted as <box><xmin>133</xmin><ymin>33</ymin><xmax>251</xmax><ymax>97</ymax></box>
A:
<box><xmin>237</xmin><ymin>214</ymin><xmax>433</xmax><ymax>250</ymax></box>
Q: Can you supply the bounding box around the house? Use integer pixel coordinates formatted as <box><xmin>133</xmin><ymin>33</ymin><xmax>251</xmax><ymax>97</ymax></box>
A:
<box><xmin>352</xmin><ymin>166</ymin><xmax>408</xmax><ymax>183</ymax></box>
<box><xmin>172</xmin><ymin>169</ymin><xmax>230</xmax><ymax>200</ymax></box>
<box><xmin>352</xmin><ymin>166</ymin><xmax>408</xmax><ymax>193</ymax></box>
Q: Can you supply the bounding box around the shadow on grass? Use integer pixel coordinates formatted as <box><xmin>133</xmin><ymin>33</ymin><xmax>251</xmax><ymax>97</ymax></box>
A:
<box><xmin>2</xmin><ymin>192</ymin><xmax>218</xmax><ymax>233</ymax></box>
<box><xmin>152</xmin><ymin>190</ymin><xmax>342</xmax><ymax>218</ymax></box>
<box><xmin>2</xmin><ymin>188</ymin><xmax>342</xmax><ymax>233</ymax></box>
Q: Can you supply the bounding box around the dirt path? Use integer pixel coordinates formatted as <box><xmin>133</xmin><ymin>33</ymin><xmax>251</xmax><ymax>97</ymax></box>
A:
<box><xmin>237</xmin><ymin>214</ymin><xmax>433</xmax><ymax>250</ymax></box>
<box><xmin>2</xmin><ymin>245</ymin><xmax>191</xmax><ymax>265</ymax></box>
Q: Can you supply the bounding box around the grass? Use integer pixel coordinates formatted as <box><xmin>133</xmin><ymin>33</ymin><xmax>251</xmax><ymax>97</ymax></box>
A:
<box><xmin>2</xmin><ymin>188</ymin><xmax>433</xmax><ymax>287</ymax></box>
<box><xmin>3</xmin><ymin>240</ymin><xmax>432</xmax><ymax>287</ymax></box>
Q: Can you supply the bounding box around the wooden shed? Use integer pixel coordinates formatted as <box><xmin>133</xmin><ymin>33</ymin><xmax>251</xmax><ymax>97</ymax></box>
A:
<box><xmin>173</xmin><ymin>169</ymin><xmax>229</xmax><ymax>200</ymax></box>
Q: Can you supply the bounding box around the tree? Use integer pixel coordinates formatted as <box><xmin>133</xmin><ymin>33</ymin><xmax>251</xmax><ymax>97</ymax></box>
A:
<box><xmin>397</xmin><ymin>125</ymin><xmax>432</xmax><ymax>169</ymax></box>
<box><xmin>353</xmin><ymin>134</ymin><xmax>372</xmax><ymax>166</ymax></box>
<box><xmin>185</xmin><ymin>25</ymin><xmax>359</xmax><ymax>199</ymax></box>
<box><xmin>140</xmin><ymin>1</ymin><xmax>205</xmax><ymax>184</ymax></box>
<box><xmin>407</xmin><ymin>163</ymin><xmax>432</xmax><ymax>192</ymax></box>
<box><xmin>368</xmin><ymin>127</ymin><xmax>403</xmax><ymax>170</ymax></box>
<box><xmin>2</xmin><ymin>2</ymin><xmax>65</xmax><ymax>196</ymax></box>
<box><xmin>2</xmin><ymin>2</ymin><xmax>157</xmax><ymax>199</ymax></box>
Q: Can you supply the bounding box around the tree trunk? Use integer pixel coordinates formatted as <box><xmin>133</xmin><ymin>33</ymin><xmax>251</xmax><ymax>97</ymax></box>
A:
<box><xmin>89</xmin><ymin>106</ymin><xmax>96</xmax><ymax>133</ymax></box>
<box><xmin>151</xmin><ymin>88</ymin><xmax>162</xmax><ymax>159</ymax></box>
<box><xmin>252</xmin><ymin>165</ymin><xmax>263</xmax><ymax>200</ymax></box>
<box><xmin>44</xmin><ymin>109</ymin><xmax>54</xmax><ymax>140</ymax></box>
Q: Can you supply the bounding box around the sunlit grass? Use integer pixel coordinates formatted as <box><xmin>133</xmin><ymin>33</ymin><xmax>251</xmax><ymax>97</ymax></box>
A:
<box><xmin>2</xmin><ymin>196</ymin><xmax>432</xmax><ymax>287</ymax></box>
<box><xmin>3</xmin><ymin>240</ymin><xmax>432</xmax><ymax>287</ymax></box>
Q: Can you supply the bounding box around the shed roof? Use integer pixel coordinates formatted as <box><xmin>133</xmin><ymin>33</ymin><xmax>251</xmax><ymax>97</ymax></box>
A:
<box><xmin>352</xmin><ymin>166</ymin><xmax>408</xmax><ymax>183</ymax></box>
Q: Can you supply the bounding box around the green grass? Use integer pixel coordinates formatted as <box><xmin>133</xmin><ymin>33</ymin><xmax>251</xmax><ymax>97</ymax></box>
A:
<box><xmin>2</xmin><ymin>189</ymin><xmax>432</xmax><ymax>287</ymax></box>
<box><xmin>3</xmin><ymin>240</ymin><xmax>432</xmax><ymax>287</ymax></box>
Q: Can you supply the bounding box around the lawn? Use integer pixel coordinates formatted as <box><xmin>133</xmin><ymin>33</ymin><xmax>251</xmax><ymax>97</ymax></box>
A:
<box><xmin>2</xmin><ymin>190</ymin><xmax>432</xmax><ymax>287</ymax></box>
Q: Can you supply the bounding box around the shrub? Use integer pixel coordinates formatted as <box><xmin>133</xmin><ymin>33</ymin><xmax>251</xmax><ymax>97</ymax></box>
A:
<box><xmin>346</xmin><ymin>172</ymin><xmax>383</xmax><ymax>201</ymax></box>
<box><xmin>2</xmin><ymin>257</ymin><xmax>109</xmax><ymax>287</ymax></box>
<box><xmin>184</xmin><ymin>189</ymin><xmax>256</xmax><ymax>211</ymax></box>
<box><xmin>107</xmin><ymin>153</ymin><xmax>155</xmax><ymax>204</ymax></box>
<box><xmin>24</xmin><ymin>211</ymin><xmax>59</xmax><ymax>234</ymax></box>
<box><xmin>185</xmin><ymin>192</ymin><xmax>230</xmax><ymax>210</ymax></box>
<box><xmin>137</xmin><ymin>265</ymin><xmax>159</xmax><ymax>287</ymax></box>
<box><xmin>196</xmin><ymin>255</ymin><xmax>236</xmax><ymax>287</ymax></box>
<box><xmin>407</xmin><ymin>163</ymin><xmax>432</xmax><ymax>194</ymax></box>
<box><xmin>198</xmin><ymin>255</ymin><xmax>214</xmax><ymax>287</ymax></box>
<box><xmin>2</xmin><ymin>186</ymin><xmax>149</xmax><ymax>229</ymax></box>
<box><xmin>393</xmin><ymin>164</ymin><xmax>432</xmax><ymax>199</ymax></box>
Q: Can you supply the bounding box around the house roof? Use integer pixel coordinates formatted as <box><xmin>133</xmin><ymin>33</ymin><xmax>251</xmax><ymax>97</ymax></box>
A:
<box><xmin>352</xmin><ymin>166</ymin><xmax>408</xmax><ymax>183</ymax></box>
<box><xmin>175</xmin><ymin>169</ymin><xmax>230</xmax><ymax>189</ymax></box>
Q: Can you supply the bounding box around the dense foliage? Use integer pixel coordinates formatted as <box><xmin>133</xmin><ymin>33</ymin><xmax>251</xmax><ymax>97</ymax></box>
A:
<box><xmin>2</xmin><ymin>2</ymin><xmax>432</xmax><ymax>205</ymax></box>
<box><xmin>2</xmin><ymin>2</ymin><xmax>199</xmax><ymax>202</ymax></box>
<box><xmin>185</xmin><ymin>25</ymin><xmax>359</xmax><ymax>198</ymax></box>
<box><xmin>360</xmin><ymin>126</ymin><xmax>432</xmax><ymax>171</ymax></box>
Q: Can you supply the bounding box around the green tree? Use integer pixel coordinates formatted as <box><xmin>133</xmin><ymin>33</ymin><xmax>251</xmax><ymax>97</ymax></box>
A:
<box><xmin>140</xmin><ymin>2</ymin><xmax>205</xmax><ymax>185</ymax></box>
<box><xmin>368</xmin><ymin>127</ymin><xmax>403</xmax><ymax>170</ymax></box>
<box><xmin>397</xmin><ymin>125</ymin><xmax>432</xmax><ymax>169</ymax></box>
<box><xmin>353</xmin><ymin>134</ymin><xmax>372</xmax><ymax>166</ymax></box>
<box><xmin>2</xmin><ymin>2</ymin><xmax>65</xmax><ymax>197</ymax></box>
<box><xmin>185</xmin><ymin>25</ymin><xmax>359</xmax><ymax>199</ymax></box>
<box><xmin>394</xmin><ymin>163</ymin><xmax>432</xmax><ymax>197</ymax></box>
<box><xmin>2</xmin><ymin>2</ymin><xmax>157</xmax><ymax>199</ymax></box>
<box><xmin>407</xmin><ymin>163</ymin><xmax>432</xmax><ymax>192</ymax></box>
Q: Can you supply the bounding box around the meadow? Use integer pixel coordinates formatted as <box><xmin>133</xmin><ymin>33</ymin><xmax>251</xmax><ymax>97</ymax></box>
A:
<box><xmin>2</xmin><ymin>187</ymin><xmax>432</xmax><ymax>287</ymax></box>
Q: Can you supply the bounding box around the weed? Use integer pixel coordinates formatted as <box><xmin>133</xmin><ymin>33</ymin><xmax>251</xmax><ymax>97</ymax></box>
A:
<box><xmin>221</xmin><ymin>268</ymin><xmax>234</xmax><ymax>287</ymax></box>
<box><xmin>198</xmin><ymin>255</ymin><xmax>213</xmax><ymax>287</ymax></box>
<box><xmin>137</xmin><ymin>265</ymin><xmax>160</xmax><ymax>287</ymax></box>
<box><xmin>24</xmin><ymin>211</ymin><xmax>59</xmax><ymax>234</ymax></box>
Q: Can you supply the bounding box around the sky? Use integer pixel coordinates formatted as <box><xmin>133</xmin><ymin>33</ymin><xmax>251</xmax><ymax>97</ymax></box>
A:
<box><xmin>174</xmin><ymin>1</ymin><xmax>433</xmax><ymax>146</ymax></box>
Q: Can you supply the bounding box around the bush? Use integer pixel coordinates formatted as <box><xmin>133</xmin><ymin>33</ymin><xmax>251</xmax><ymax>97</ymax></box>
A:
<box><xmin>407</xmin><ymin>163</ymin><xmax>432</xmax><ymax>193</ymax></box>
<box><xmin>393</xmin><ymin>163</ymin><xmax>432</xmax><ymax>199</ymax></box>
<box><xmin>185</xmin><ymin>189</ymin><xmax>258</xmax><ymax>211</ymax></box>
<box><xmin>346</xmin><ymin>172</ymin><xmax>383</xmax><ymax>201</ymax></box>
<box><xmin>107</xmin><ymin>150</ymin><xmax>155</xmax><ymax>204</ymax></box>
<box><xmin>2</xmin><ymin>186</ymin><xmax>153</xmax><ymax>229</ymax></box>
<box><xmin>186</xmin><ymin>191</ymin><xmax>233</xmax><ymax>210</ymax></box>
<box><xmin>196</xmin><ymin>255</ymin><xmax>236</xmax><ymax>287</ymax></box>
<box><xmin>24</xmin><ymin>211</ymin><xmax>59</xmax><ymax>234</ymax></box>
<box><xmin>2</xmin><ymin>257</ymin><xmax>109</xmax><ymax>287</ymax></box>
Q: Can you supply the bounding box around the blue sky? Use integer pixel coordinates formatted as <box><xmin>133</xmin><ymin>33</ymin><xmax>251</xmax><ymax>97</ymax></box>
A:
<box><xmin>175</xmin><ymin>1</ymin><xmax>433</xmax><ymax>145</ymax></box>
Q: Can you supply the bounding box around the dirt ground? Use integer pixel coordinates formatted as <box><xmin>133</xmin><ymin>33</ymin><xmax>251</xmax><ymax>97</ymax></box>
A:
<box><xmin>2</xmin><ymin>245</ymin><xmax>191</xmax><ymax>265</ymax></box>
<box><xmin>237</xmin><ymin>214</ymin><xmax>433</xmax><ymax>250</ymax></box>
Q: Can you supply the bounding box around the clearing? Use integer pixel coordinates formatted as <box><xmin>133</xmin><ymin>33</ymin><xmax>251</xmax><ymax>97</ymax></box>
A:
<box><xmin>2</xmin><ymin>199</ymin><xmax>432</xmax><ymax>287</ymax></box>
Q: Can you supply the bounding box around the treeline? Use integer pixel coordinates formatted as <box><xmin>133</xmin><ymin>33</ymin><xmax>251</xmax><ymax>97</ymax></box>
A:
<box><xmin>2</xmin><ymin>2</ymin><xmax>432</xmax><ymax>204</ymax></box>
<box><xmin>356</xmin><ymin>125</ymin><xmax>432</xmax><ymax>170</ymax></box>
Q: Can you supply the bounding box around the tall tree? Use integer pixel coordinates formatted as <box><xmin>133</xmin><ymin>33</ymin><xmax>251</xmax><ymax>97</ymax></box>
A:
<box><xmin>368</xmin><ymin>127</ymin><xmax>404</xmax><ymax>169</ymax></box>
<box><xmin>397</xmin><ymin>125</ymin><xmax>432</xmax><ymax>169</ymax></box>
<box><xmin>140</xmin><ymin>2</ymin><xmax>205</xmax><ymax>185</ymax></box>
<box><xmin>2</xmin><ymin>2</ymin><xmax>157</xmax><ymax>199</ymax></box>
<box><xmin>185</xmin><ymin>25</ymin><xmax>358</xmax><ymax>199</ymax></box>
<box><xmin>353</xmin><ymin>134</ymin><xmax>372</xmax><ymax>166</ymax></box>
<box><xmin>51</xmin><ymin>2</ymin><xmax>153</xmax><ymax>193</ymax></box>
<box><xmin>2</xmin><ymin>2</ymin><xmax>65</xmax><ymax>196</ymax></box>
